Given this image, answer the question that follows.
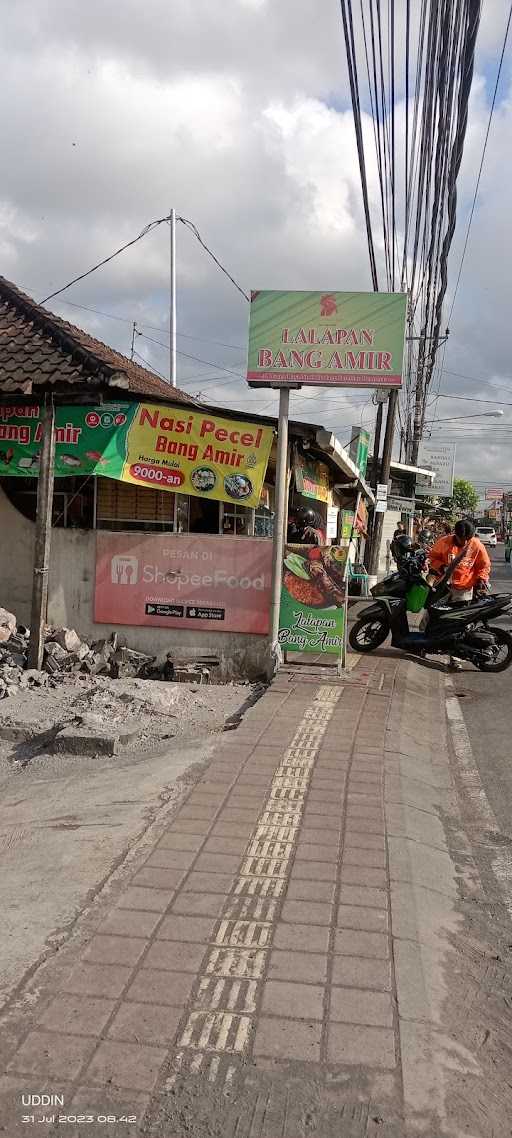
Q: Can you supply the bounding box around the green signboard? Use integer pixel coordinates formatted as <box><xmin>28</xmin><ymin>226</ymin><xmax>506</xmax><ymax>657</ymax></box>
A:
<box><xmin>247</xmin><ymin>290</ymin><xmax>407</xmax><ymax>388</ymax></box>
<box><xmin>279</xmin><ymin>545</ymin><xmax>346</xmax><ymax>654</ymax></box>
<box><xmin>349</xmin><ymin>426</ymin><xmax>370</xmax><ymax>478</ymax></box>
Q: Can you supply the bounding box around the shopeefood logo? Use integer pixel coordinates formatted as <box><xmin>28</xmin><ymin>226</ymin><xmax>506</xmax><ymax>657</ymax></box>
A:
<box><xmin>143</xmin><ymin>564</ymin><xmax>265</xmax><ymax>591</ymax></box>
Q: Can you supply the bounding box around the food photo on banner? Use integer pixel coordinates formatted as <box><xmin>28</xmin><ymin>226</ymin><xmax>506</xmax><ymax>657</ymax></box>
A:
<box><xmin>247</xmin><ymin>290</ymin><xmax>407</xmax><ymax>388</ymax></box>
<box><xmin>279</xmin><ymin>544</ymin><xmax>348</xmax><ymax>654</ymax></box>
<box><xmin>0</xmin><ymin>402</ymin><xmax>273</xmax><ymax>509</ymax></box>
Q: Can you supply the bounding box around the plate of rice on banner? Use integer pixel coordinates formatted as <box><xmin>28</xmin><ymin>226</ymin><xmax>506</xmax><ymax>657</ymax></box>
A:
<box><xmin>283</xmin><ymin>547</ymin><xmax>347</xmax><ymax>608</ymax></box>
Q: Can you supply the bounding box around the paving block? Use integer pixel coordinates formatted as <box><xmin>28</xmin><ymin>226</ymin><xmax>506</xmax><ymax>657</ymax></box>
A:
<box><xmin>254</xmin><ymin>1016</ymin><xmax>322</xmax><ymax>1062</ymax></box>
<box><xmin>268</xmin><ymin>950</ymin><xmax>328</xmax><ymax>984</ymax></box>
<box><xmin>141</xmin><ymin>941</ymin><xmax>207</xmax><ymax>974</ymax></box>
<box><xmin>327</xmin><ymin>1023</ymin><xmax>396</xmax><ymax>1068</ymax></box>
<box><xmin>334</xmin><ymin>929</ymin><xmax>389</xmax><ymax>959</ymax></box>
<box><xmin>107</xmin><ymin>1001</ymin><xmax>183</xmax><ymax>1046</ymax></box>
<box><xmin>84</xmin><ymin>1039</ymin><xmax>167</xmax><ymax>1092</ymax></box>
<box><xmin>273</xmin><ymin>922</ymin><xmax>330</xmax><ymax>953</ymax></box>
<box><xmin>37</xmin><ymin>994</ymin><xmax>116</xmax><ymax>1036</ymax></box>
<box><xmin>61</xmin><ymin>962</ymin><xmax>132</xmax><ymax>999</ymax></box>
<box><xmin>83</xmin><ymin>935</ymin><xmax>147</xmax><ymax>968</ymax></box>
<box><xmin>8</xmin><ymin>1030</ymin><xmax>94</xmax><ymax>1080</ymax></box>
<box><xmin>329</xmin><ymin>987</ymin><xmax>393</xmax><ymax>1026</ymax></box>
<box><xmin>126</xmin><ymin>967</ymin><xmax>196</xmax><ymax>1006</ymax></box>
<box><xmin>262</xmin><ymin>979</ymin><xmax>325</xmax><ymax>1020</ymax></box>
<box><xmin>337</xmin><ymin>904</ymin><xmax>388</xmax><ymax>932</ymax></box>
<box><xmin>117</xmin><ymin>886</ymin><xmax>175</xmax><ymax>913</ymax></box>
<box><xmin>280</xmin><ymin>899</ymin><xmax>332</xmax><ymax>926</ymax></box>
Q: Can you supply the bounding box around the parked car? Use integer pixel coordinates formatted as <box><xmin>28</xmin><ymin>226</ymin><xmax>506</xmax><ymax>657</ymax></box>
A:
<box><xmin>475</xmin><ymin>526</ymin><xmax>498</xmax><ymax>547</ymax></box>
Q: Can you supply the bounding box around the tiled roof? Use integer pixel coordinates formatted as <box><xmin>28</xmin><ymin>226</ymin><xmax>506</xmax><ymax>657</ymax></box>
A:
<box><xmin>0</xmin><ymin>276</ymin><xmax>197</xmax><ymax>405</ymax></box>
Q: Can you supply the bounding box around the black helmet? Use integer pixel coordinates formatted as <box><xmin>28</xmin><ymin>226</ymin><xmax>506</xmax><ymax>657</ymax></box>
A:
<box><xmin>296</xmin><ymin>506</ymin><xmax>322</xmax><ymax>527</ymax></box>
<box><xmin>418</xmin><ymin>528</ymin><xmax>434</xmax><ymax>546</ymax></box>
<box><xmin>394</xmin><ymin>534</ymin><xmax>413</xmax><ymax>554</ymax></box>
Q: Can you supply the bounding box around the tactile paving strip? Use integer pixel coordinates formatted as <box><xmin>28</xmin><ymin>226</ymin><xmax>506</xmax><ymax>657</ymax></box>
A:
<box><xmin>176</xmin><ymin>685</ymin><xmax>341</xmax><ymax>1066</ymax></box>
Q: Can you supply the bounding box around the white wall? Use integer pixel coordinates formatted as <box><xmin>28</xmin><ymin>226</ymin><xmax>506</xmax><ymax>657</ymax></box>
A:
<box><xmin>379</xmin><ymin>509</ymin><xmax>401</xmax><ymax>575</ymax></box>
<box><xmin>0</xmin><ymin>487</ymin><xmax>269</xmax><ymax>678</ymax></box>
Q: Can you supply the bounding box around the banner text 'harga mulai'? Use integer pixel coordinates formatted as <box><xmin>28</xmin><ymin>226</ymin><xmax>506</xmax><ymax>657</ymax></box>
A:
<box><xmin>0</xmin><ymin>403</ymin><xmax>274</xmax><ymax>509</ymax></box>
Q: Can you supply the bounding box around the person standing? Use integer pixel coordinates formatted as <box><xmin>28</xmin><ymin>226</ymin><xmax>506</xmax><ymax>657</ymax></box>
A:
<box><xmin>428</xmin><ymin>520</ymin><xmax>491</xmax><ymax>668</ymax></box>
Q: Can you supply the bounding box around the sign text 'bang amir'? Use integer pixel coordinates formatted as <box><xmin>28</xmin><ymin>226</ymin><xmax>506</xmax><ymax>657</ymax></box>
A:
<box><xmin>247</xmin><ymin>291</ymin><xmax>407</xmax><ymax>388</ymax></box>
<box><xmin>0</xmin><ymin>403</ymin><xmax>274</xmax><ymax>510</ymax></box>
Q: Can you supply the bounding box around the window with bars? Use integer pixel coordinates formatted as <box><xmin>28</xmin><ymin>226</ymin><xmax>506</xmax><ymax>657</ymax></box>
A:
<box><xmin>96</xmin><ymin>478</ymin><xmax>175</xmax><ymax>532</ymax></box>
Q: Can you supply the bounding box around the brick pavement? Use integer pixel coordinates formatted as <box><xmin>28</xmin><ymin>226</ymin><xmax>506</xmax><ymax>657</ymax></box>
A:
<box><xmin>0</xmin><ymin>655</ymin><xmax>461</xmax><ymax>1137</ymax></box>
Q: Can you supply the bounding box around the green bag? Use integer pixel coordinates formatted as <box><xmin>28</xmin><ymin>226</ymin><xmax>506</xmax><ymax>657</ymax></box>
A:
<box><xmin>406</xmin><ymin>582</ymin><xmax>429</xmax><ymax>613</ymax></box>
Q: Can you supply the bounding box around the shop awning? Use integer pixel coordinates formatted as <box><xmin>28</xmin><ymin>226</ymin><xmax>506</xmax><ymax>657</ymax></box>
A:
<box><xmin>314</xmin><ymin>429</ymin><xmax>376</xmax><ymax>506</ymax></box>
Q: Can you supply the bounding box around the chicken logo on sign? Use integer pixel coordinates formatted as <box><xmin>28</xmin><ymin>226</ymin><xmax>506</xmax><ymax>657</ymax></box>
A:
<box><xmin>320</xmin><ymin>294</ymin><xmax>337</xmax><ymax>317</ymax></box>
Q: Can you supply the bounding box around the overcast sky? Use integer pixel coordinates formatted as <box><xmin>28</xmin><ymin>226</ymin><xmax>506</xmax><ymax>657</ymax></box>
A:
<box><xmin>1</xmin><ymin>0</ymin><xmax>511</xmax><ymax>500</ymax></box>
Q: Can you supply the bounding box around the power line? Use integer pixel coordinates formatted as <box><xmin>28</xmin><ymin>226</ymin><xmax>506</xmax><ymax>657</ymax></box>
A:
<box><xmin>40</xmin><ymin>216</ymin><xmax>170</xmax><ymax>304</ymax></box>
<box><xmin>178</xmin><ymin>217</ymin><xmax>250</xmax><ymax>302</ymax></box>
<box><xmin>58</xmin><ymin>299</ymin><xmax>245</xmax><ymax>351</ymax></box>
<box><xmin>40</xmin><ymin>213</ymin><xmax>250</xmax><ymax>310</ymax></box>
<box><xmin>448</xmin><ymin>0</ymin><xmax>512</xmax><ymax>323</ymax></box>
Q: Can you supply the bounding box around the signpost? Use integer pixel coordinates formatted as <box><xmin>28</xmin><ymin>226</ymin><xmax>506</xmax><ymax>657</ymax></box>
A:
<box><xmin>246</xmin><ymin>289</ymin><xmax>407</xmax><ymax>674</ymax></box>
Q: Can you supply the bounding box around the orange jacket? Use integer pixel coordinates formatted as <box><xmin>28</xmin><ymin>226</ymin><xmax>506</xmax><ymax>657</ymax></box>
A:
<box><xmin>428</xmin><ymin>534</ymin><xmax>491</xmax><ymax>590</ymax></box>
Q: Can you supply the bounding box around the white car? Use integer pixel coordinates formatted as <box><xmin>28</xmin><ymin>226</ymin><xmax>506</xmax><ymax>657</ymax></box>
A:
<box><xmin>476</xmin><ymin>526</ymin><xmax>498</xmax><ymax>546</ymax></box>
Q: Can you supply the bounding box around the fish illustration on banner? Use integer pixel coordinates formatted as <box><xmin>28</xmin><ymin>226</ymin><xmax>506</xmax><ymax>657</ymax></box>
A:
<box><xmin>0</xmin><ymin>402</ymin><xmax>274</xmax><ymax>509</ymax></box>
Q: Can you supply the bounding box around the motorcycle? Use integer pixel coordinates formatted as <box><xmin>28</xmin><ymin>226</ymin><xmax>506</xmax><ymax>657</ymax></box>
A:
<box><xmin>350</xmin><ymin>547</ymin><xmax>512</xmax><ymax>672</ymax></box>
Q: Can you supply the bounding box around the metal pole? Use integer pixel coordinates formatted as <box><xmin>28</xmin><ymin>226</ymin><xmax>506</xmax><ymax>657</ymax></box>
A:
<box><xmin>170</xmin><ymin>207</ymin><xmax>177</xmax><ymax>387</ymax></box>
<box><xmin>367</xmin><ymin>389</ymin><xmax>398</xmax><ymax>578</ymax></box>
<box><xmin>269</xmin><ymin>387</ymin><xmax>290</xmax><ymax>673</ymax></box>
<box><xmin>28</xmin><ymin>396</ymin><xmax>56</xmax><ymax>670</ymax></box>
<box><xmin>372</xmin><ymin>401</ymin><xmax>384</xmax><ymax>491</ymax></box>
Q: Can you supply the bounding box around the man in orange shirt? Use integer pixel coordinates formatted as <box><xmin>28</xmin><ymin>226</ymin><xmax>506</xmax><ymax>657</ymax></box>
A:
<box><xmin>428</xmin><ymin>519</ymin><xmax>491</xmax><ymax>602</ymax></box>
<box><xmin>428</xmin><ymin>520</ymin><xmax>491</xmax><ymax>669</ymax></box>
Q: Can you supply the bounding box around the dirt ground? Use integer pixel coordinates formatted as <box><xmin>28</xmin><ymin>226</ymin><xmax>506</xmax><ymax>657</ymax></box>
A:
<box><xmin>0</xmin><ymin>677</ymin><xmax>258</xmax><ymax>1013</ymax></box>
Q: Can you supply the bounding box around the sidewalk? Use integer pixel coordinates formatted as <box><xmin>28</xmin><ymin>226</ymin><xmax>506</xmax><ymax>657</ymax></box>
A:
<box><xmin>1</xmin><ymin>655</ymin><xmax>512</xmax><ymax>1137</ymax></box>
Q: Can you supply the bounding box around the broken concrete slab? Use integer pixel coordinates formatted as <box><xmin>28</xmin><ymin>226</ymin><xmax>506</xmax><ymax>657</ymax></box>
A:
<box><xmin>52</xmin><ymin>718</ymin><xmax>141</xmax><ymax>756</ymax></box>
<box><xmin>47</xmin><ymin>627</ymin><xmax>82</xmax><ymax>654</ymax></box>
<box><xmin>0</xmin><ymin>608</ymin><xmax>16</xmax><ymax>643</ymax></box>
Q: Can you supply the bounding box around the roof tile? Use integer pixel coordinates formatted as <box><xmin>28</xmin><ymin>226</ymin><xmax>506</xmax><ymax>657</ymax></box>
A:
<box><xmin>0</xmin><ymin>276</ymin><xmax>197</xmax><ymax>406</ymax></box>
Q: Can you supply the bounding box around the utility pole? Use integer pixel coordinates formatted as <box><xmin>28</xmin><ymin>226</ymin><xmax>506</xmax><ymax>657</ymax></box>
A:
<box><xmin>170</xmin><ymin>207</ymin><xmax>177</xmax><ymax>387</ymax></box>
<box><xmin>130</xmin><ymin>321</ymin><xmax>137</xmax><ymax>361</ymax></box>
<box><xmin>367</xmin><ymin>389</ymin><xmax>398</xmax><ymax>579</ymax></box>
<box><xmin>28</xmin><ymin>396</ymin><xmax>56</xmax><ymax>670</ymax></box>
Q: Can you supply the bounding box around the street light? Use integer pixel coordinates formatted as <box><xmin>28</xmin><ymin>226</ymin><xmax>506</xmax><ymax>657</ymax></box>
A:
<box><xmin>425</xmin><ymin>410</ymin><xmax>504</xmax><ymax>424</ymax></box>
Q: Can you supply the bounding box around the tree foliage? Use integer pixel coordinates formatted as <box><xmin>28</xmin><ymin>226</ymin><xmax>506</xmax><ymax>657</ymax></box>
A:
<box><xmin>442</xmin><ymin>477</ymin><xmax>479</xmax><ymax>516</ymax></box>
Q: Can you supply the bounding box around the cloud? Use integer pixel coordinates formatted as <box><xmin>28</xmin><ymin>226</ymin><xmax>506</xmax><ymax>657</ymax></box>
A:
<box><xmin>0</xmin><ymin>0</ymin><xmax>510</xmax><ymax>492</ymax></box>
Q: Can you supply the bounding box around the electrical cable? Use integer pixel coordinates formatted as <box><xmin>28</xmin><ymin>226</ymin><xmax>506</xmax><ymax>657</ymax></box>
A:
<box><xmin>447</xmin><ymin>0</ymin><xmax>512</xmax><ymax>324</ymax></box>
<box><xmin>178</xmin><ymin>217</ymin><xmax>250</xmax><ymax>302</ymax></box>
<box><xmin>40</xmin><ymin>216</ymin><xmax>170</xmax><ymax>305</ymax></box>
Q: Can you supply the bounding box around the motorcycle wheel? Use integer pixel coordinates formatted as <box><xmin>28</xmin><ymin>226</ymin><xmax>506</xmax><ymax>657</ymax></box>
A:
<box><xmin>476</xmin><ymin>628</ymin><xmax>512</xmax><ymax>673</ymax></box>
<box><xmin>349</xmin><ymin>615</ymin><xmax>389</xmax><ymax>653</ymax></box>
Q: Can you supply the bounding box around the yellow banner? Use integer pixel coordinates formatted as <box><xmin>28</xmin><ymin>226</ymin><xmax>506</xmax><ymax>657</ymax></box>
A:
<box><xmin>121</xmin><ymin>404</ymin><xmax>274</xmax><ymax>508</ymax></box>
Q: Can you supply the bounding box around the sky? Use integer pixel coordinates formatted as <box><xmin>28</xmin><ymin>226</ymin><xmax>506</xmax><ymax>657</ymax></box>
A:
<box><xmin>1</xmin><ymin>0</ymin><xmax>511</xmax><ymax>504</ymax></box>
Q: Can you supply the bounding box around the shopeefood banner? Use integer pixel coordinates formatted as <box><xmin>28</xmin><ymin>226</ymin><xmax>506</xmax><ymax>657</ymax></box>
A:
<box><xmin>247</xmin><ymin>290</ymin><xmax>407</xmax><ymax>387</ymax></box>
<box><xmin>0</xmin><ymin>402</ymin><xmax>274</xmax><ymax>508</ymax></box>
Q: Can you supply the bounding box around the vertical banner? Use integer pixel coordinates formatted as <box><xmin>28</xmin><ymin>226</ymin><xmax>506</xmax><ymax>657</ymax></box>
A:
<box><xmin>278</xmin><ymin>545</ymin><xmax>347</xmax><ymax>654</ymax></box>
<box><xmin>349</xmin><ymin>426</ymin><xmax>370</xmax><ymax>477</ymax></box>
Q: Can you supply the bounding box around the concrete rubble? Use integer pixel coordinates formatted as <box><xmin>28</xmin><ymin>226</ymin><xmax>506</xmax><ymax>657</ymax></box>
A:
<box><xmin>0</xmin><ymin>614</ymin><xmax>218</xmax><ymax>700</ymax></box>
<box><xmin>0</xmin><ymin>609</ymin><xmax>255</xmax><ymax>758</ymax></box>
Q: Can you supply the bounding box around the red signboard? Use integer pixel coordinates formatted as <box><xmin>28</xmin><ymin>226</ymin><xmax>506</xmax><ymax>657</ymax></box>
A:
<box><xmin>94</xmin><ymin>533</ymin><xmax>272</xmax><ymax>635</ymax></box>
